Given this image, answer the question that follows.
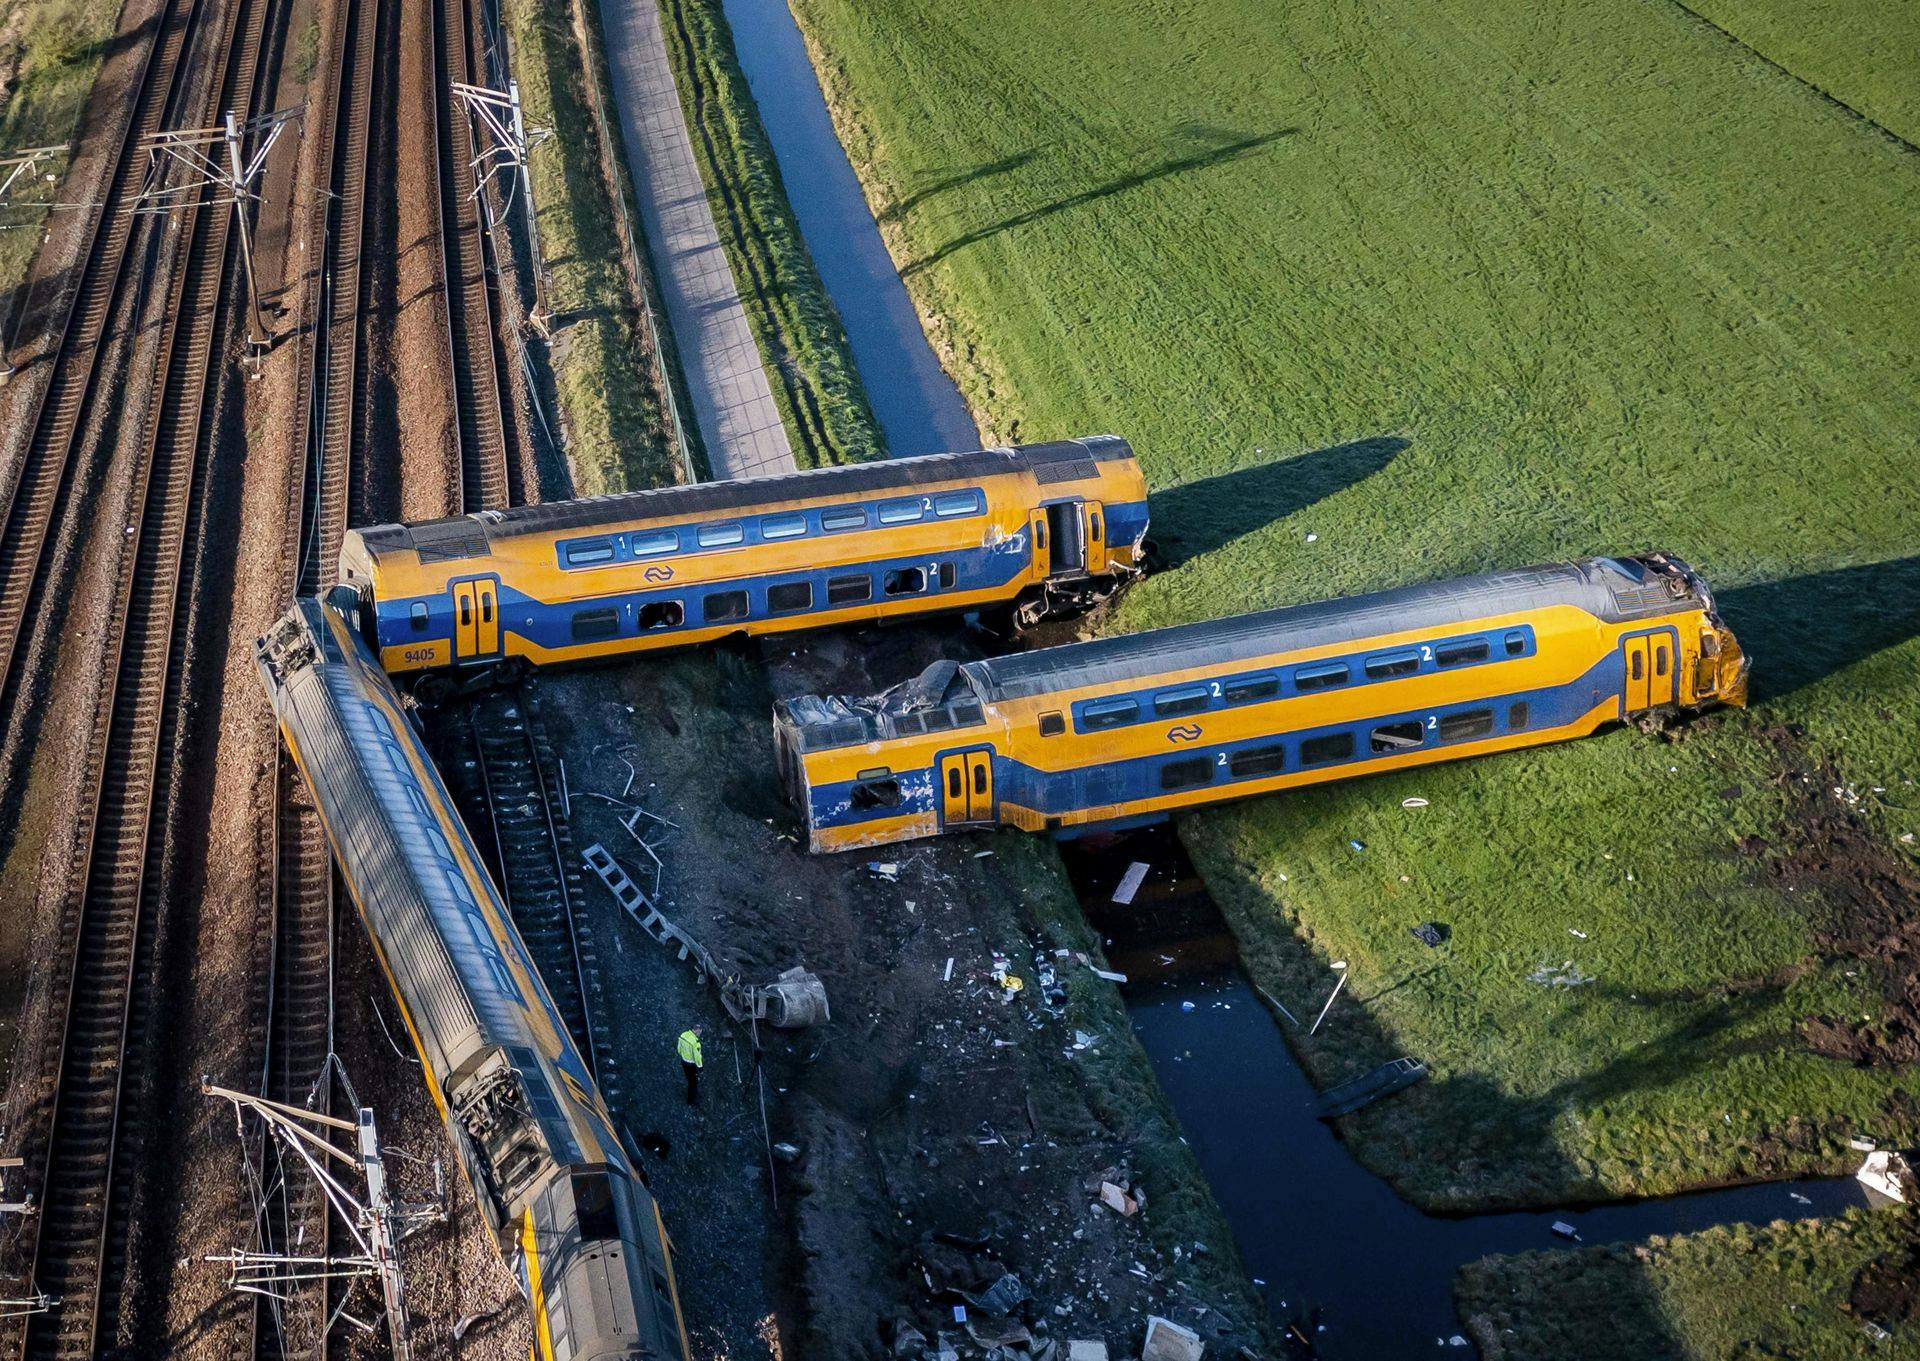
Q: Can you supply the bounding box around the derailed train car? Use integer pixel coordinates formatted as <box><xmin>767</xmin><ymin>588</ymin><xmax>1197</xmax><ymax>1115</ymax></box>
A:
<box><xmin>775</xmin><ymin>554</ymin><xmax>1750</xmax><ymax>852</ymax></box>
<box><xmin>256</xmin><ymin>593</ymin><xmax>690</xmax><ymax>1361</ymax></box>
<box><xmin>337</xmin><ymin>436</ymin><xmax>1148</xmax><ymax>697</ymax></box>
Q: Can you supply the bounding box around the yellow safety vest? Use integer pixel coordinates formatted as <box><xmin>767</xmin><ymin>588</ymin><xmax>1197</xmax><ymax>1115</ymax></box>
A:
<box><xmin>676</xmin><ymin>1030</ymin><xmax>703</xmax><ymax>1066</ymax></box>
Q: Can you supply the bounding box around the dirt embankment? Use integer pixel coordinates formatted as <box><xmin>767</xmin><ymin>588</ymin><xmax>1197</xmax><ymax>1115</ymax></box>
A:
<box><xmin>539</xmin><ymin>622</ymin><xmax>1278</xmax><ymax>1360</ymax></box>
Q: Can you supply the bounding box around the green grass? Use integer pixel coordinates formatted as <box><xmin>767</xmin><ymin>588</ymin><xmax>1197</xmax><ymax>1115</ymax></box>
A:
<box><xmin>1675</xmin><ymin>0</ymin><xmax>1920</xmax><ymax>148</ymax></box>
<box><xmin>789</xmin><ymin>0</ymin><xmax>1920</xmax><ymax>1209</ymax></box>
<box><xmin>1456</xmin><ymin>1206</ymin><xmax>1920</xmax><ymax>1359</ymax></box>
<box><xmin>0</xmin><ymin>0</ymin><xmax>123</xmax><ymax>310</ymax></box>
<box><xmin>656</xmin><ymin>0</ymin><xmax>881</xmax><ymax>468</ymax></box>
<box><xmin>504</xmin><ymin>0</ymin><xmax>678</xmax><ymax>495</ymax></box>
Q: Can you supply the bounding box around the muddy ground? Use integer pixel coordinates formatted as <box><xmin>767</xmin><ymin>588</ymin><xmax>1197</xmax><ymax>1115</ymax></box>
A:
<box><xmin>525</xmin><ymin>620</ymin><xmax>1282</xmax><ymax>1360</ymax></box>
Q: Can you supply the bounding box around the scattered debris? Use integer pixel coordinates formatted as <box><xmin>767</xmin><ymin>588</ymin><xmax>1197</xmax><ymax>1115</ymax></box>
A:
<box><xmin>772</xmin><ymin>1142</ymin><xmax>802</xmax><ymax>1164</ymax></box>
<box><xmin>1527</xmin><ymin>960</ymin><xmax>1595</xmax><ymax>989</ymax></box>
<box><xmin>1789</xmin><ymin>1191</ymin><xmax>1812</xmax><ymax>1205</ymax></box>
<box><xmin>1092</xmin><ymin>967</ymin><xmax>1128</xmax><ymax>984</ymax></box>
<box><xmin>1067</xmin><ymin>1344</ymin><xmax>1109</xmax><ymax>1361</ymax></box>
<box><xmin>1410</xmin><ymin>921</ymin><xmax>1449</xmax><ymax>948</ymax></box>
<box><xmin>944</xmin><ymin>957</ymin><xmax>955</xmax><ymax>982</ymax></box>
<box><xmin>1551</xmin><ymin>1221</ymin><xmax>1581</xmax><ymax>1241</ymax></box>
<box><xmin>1315</xmin><ymin>1057</ymin><xmax>1428</xmax><ymax>1119</ymax></box>
<box><xmin>1112</xmin><ymin>861</ymin><xmax>1151</xmax><ymax>905</ymax></box>
<box><xmin>1856</xmin><ymin>1150</ymin><xmax>1914</xmax><ymax>1203</ymax></box>
<box><xmin>868</xmin><ymin>861</ymin><xmax>901</xmax><ymax>882</ymax></box>
<box><xmin>1347</xmin><ymin>839</ymin><xmax>1365</xmax><ymax>853</ymax></box>
<box><xmin>1401</xmin><ymin>797</ymin><xmax>1429</xmax><ymax>809</ymax></box>
<box><xmin>1180</xmin><ymin>1000</ymin><xmax>1196</xmax><ymax>1013</ymax></box>
<box><xmin>1850</xmin><ymin>1136</ymin><xmax>1879</xmax><ymax>1152</ymax></box>
<box><xmin>1098</xmin><ymin>1181</ymin><xmax>1139</xmax><ymax>1217</ymax></box>
<box><xmin>962</xmin><ymin>1272</ymin><xmax>1033</xmax><ymax>1318</ymax></box>
<box><xmin>1864</xmin><ymin>1321</ymin><xmax>1894</xmax><ymax>1345</ymax></box>
<box><xmin>1142</xmin><ymin>1315</ymin><xmax>1205</xmax><ymax>1360</ymax></box>
<box><xmin>1309</xmin><ymin>962</ymin><xmax>1349</xmax><ymax>1035</ymax></box>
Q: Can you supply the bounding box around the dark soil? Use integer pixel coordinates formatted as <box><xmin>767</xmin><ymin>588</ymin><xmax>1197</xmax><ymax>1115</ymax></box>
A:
<box><xmin>536</xmin><ymin>621</ymin><xmax>1278</xmax><ymax>1359</ymax></box>
<box><xmin>1754</xmin><ymin>726</ymin><xmax>1920</xmax><ymax>1068</ymax></box>
<box><xmin>1849</xmin><ymin>1232</ymin><xmax>1920</xmax><ymax>1326</ymax></box>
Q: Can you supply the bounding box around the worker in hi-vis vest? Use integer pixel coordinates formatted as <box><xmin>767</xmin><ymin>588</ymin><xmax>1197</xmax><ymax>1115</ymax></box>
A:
<box><xmin>677</xmin><ymin>1027</ymin><xmax>704</xmax><ymax>1106</ymax></box>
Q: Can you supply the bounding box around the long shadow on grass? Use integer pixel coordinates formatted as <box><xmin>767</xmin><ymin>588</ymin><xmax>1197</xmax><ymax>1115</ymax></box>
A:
<box><xmin>1718</xmin><ymin>555</ymin><xmax>1920</xmax><ymax>700</ymax></box>
<box><xmin>1147</xmin><ymin>434</ymin><xmax>1407</xmax><ymax>568</ymax></box>
<box><xmin>902</xmin><ymin>124</ymin><xmax>1297</xmax><ymax>275</ymax></box>
<box><xmin>878</xmin><ymin>147</ymin><xmax>1042</xmax><ymax>224</ymax></box>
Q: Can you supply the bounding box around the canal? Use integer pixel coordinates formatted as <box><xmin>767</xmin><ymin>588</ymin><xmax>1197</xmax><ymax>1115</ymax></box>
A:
<box><xmin>718</xmin><ymin>6</ymin><xmax>1873</xmax><ymax>1353</ymax></box>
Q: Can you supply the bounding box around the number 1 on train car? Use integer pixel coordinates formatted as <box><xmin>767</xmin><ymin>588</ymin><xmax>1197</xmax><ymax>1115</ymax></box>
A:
<box><xmin>939</xmin><ymin>748</ymin><xmax>995</xmax><ymax>826</ymax></box>
<box><xmin>452</xmin><ymin>577</ymin><xmax>501</xmax><ymax>659</ymax></box>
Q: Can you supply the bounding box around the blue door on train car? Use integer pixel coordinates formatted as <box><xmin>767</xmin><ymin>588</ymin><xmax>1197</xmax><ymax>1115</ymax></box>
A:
<box><xmin>937</xmin><ymin>747</ymin><xmax>996</xmax><ymax>827</ymax></box>
<box><xmin>1620</xmin><ymin>628</ymin><xmax>1678</xmax><ymax>715</ymax></box>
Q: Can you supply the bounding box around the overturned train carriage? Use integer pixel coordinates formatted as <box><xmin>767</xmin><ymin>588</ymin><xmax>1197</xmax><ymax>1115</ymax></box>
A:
<box><xmin>340</xmin><ymin>436</ymin><xmax>1149</xmax><ymax>696</ymax></box>
<box><xmin>256</xmin><ymin>593</ymin><xmax>690</xmax><ymax>1361</ymax></box>
<box><xmin>775</xmin><ymin>554</ymin><xmax>1750</xmax><ymax>852</ymax></box>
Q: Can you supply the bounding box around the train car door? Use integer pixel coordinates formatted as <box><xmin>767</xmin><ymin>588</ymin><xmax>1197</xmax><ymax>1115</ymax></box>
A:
<box><xmin>1083</xmin><ymin>501</ymin><xmax>1107</xmax><ymax>574</ymax></box>
<box><xmin>452</xmin><ymin>577</ymin><xmax>501</xmax><ymax>659</ymax></box>
<box><xmin>938</xmin><ymin>748</ymin><xmax>995</xmax><ymax>826</ymax></box>
<box><xmin>1620</xmin><ymin>630</ymin><xmax>1675</xmax><ymax>714</ymax></box>
<box><xmin>1028</xmin><ymin>509</ymin><xmax>1051</xmax><ymax>578</ymax></box>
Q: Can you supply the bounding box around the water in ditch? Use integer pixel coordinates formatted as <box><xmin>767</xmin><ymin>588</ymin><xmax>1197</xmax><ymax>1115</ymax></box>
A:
<box><xmin>718</xmin><ymin>10</ymin><xmax>1874</xmax><ymax>1351</ymax></box>
<box><xmin>721</xmin><ymin>0</ymin><xmax>980</xmax><ymax>457</ymax></box>
<box><xmin>1062</xmin><ymin>824</ymin><xmax>1870</xmax><ymax>1356</ymax></box>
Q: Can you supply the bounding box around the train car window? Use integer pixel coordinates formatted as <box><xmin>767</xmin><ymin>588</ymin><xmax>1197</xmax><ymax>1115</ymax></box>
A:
<box><xmin>883</xmin><ymin>567</ymin><xmax>926</xmax><ymax>595</ymax></box>
<box><xmin>1504</xmin><ymin>630</ymin><xmax>1527</xmax><ymax>656</ymax></box>
<box><xmin>1090</xmin><ymin>513</ymin><xmax>1102</xmax><ymax>541</ymax></box>
<box><xmin>1294</xmin><ymin>661</ymin><xmax>1349</xmax><ymax>691</ymax></box>
<box><xmin>1364</xmin><ymin>650</ymin><xmax>1420</xmax><ymax>680</ymax></box>
<box><xmin>1300</xmin><ymin>731</ymin><xmax>1355</xmax><ymax>765</ymax></box>
<box><xmin>572</xmin><ymin>1172</ymin><xmax>619</xmax><ymax>1240</ymax></box>
<box><xmin>1080</xmin><ymin>697</ymin><xmax>1139</xmax><ymax>731</ymax></box>
<box><xmin>565</xmin><ymin>539</ymin><xmax>616</xmax><ymax>566</ymax></box>
<box><xmin>851</xmin><ymin>773</ymin><xmax>902</xmax><ymax>809</ymax></box>
<box><xmin>1629</xmin><ymin>650</ymin><xmax>1644</xmax><ymax>680</ymax></box>
<box><xmin>1153</xmin><ymin>685</ymin><xmax>1209</xmax><ymax>717</ymax></box>
<box><xmin>879</xmin><ymin>498</ymin><xmax>924</xmax><ymax>524</ymax></box>
<box><xmin>571</xmin><ymin>607</ymin><xmax>620</xmax><ymax>641</ymax></box>
<box><xmin>972</xmin><ymin>763</ymin><xmax>988</xmax><ymax>795</ymax></box>
<box><xmin>761</xmin><ymin>513</ymin><xmax>807</xmax><ymax>540</ymax></box>
<box><xmin>1039</xmin><ymin>712</ymin><xmax>1065</xmax><ymax>736</ymax></box>
<box><xmin>698</xmin><ymin>522</ymin><xmax>745</xmax><ymax>548</ymax></box>
<box><xmin>1654</xmin><ymin>644</ymin><xmax>1669</xmax><ymax>676</ymax></box>
<box><xmin>1436</xmin><ymin>639</ymin><xmax>1490</xmax><ymax>667</ymax></box>
<box><xmin>827</xmin><ymin>573</ymin><xmax>872</xmax><ymax>604</ymax></box>
<box><xmin>946</xmin><ymin>765</ymin><xmax>962</xmax><ymax>798</ymax></box>
<box><xmin>1438</xmin><ymin>709</ymin><xmax>1495</xmax><ymax>741</ymax></box>
<box><xmin>703</xmin><ymin>590</ymin><xmax>749</xmax><ymax>623</ymax></box>
<box><xmin>767</xmin><ymin>581</ymin><xmax>813</xmax><ymax>613</ymax></box>
<box><xmin>933</xmin><ymin>489</ymin><xmax>983</xmax><ymax>517</ymax></box>
<box><xmin>1160</xmin><ymin>757</ymin><xmax>1213</xmax><ymax>791</ymax></box>
<box><xmin>1229</xmin><ymin>744</ymin><xmax>1287</xmax><ymax>778</ymax></box>
<box><xmin>638</xmin><ymin>600</ymin><xmax>683</xmax><ymax>630</ymax></box>
<box><xmin>408</xmin><ymin>602</ymin><xmax>429</xmax><ymax>632</ymax></box>
<box><xmin>949</xmin><ymin>702</ymin><xmax>984</xmax><ymax>727</ymax></box>
<box><xmin>1225</xmin><ymin>675</ymin><xmax>1280</xmax><ymax>704</ymax></box>
<box><xmin>938</xmin><ymin>562</ymin><xmax>957</xmax><ymax>589</ymax></box>
<box><xmin>632</xmin><ymin>528</ymin><xmax>679</xmax><ymax>557</ymax></box>
<box><xmin>922</xmin><ymin>709</ymin><xmax>955</xmax><ymax>734</ymax></box>
<box><xmin>1508</xmin><ymin>701</ymin><xmax>1529</xmax><ymax>729</ymax></box>
<box><xmin>820</xmin><ymin>507</ymin><xmax>867</xmax><ymax>532</ymax></box>
<box><xmin>1371</xmin><ymin>720</ymin><xmax>1424</xmax><ymax>753</ymax></box>
<box><xmin>895</xmin><ymin>713</ymin><xmax>927</xmax><ymax>736</ymax></box>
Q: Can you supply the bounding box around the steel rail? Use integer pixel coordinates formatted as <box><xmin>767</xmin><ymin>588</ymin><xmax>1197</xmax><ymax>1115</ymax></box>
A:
<box><xmin>15</xmin><ymin>0</ymin><xmax>274</xmax><ymax>1350</ymax></box>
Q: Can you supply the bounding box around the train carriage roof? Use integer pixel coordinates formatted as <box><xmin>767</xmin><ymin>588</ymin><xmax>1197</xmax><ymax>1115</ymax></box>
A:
<box><xmin>967</xmin><ymin>557</ymin><xmax>1698</xmax><ymax>701</ymax></box>
<box><xmin>353</xmin><ymin>436</ymin><xmax>1135</xmax><ymax>560</ymax></box>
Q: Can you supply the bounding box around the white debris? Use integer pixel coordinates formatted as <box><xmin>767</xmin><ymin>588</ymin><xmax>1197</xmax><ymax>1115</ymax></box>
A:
<box><xmin>1112</xmin><ymin>861</ymin><xmax>1150</xmax><ymax>905</ymax></box>
<box><xmin>1402</xmin><ymin>796</ymin><xmax>1429</xmax><ymax>809</ymax></box>
<box><xmin>1569</xmin><ymin>928</ymin><xmax>1588</xmax><ymax>939</ymax></box>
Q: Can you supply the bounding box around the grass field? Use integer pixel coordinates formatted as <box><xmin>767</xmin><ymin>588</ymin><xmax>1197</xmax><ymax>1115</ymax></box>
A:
<box><xmin>1456</xmin><ymin>1206</ymin><xmax>1920</xmax><ymax>1359</ymax></box>
<box><xmin>788</xmin><ymin>0</ymin><xmax>1920</xmax><ymax>1214</ymax></box>
<box><xmin>0</xmin><ymin>0</ymin><xmax>124</xmax><ymax>312</ymax></box>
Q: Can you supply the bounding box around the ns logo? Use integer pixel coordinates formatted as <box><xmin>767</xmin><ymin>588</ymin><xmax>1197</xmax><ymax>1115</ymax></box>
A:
<box><xmin>1166</xmin><ymin>723</ymin><xmax>1203</xmax><ymax>744</ymax></box>
<box><xmin>643</xmin><ymin>564</ymin><xmax>675</xmax><ymax>583</ymax></box>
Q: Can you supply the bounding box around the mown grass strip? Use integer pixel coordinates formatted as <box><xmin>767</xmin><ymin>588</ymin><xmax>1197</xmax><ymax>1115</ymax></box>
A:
<box><xmin>1456</xmin><ymin>1206</ymin><xmax>1920</xmax><ymax>1359</ymax></box>
<box><xmin>655</xmin><ymin>0</ymin><xmax>880</xmax><ymax>468</ymax></box>
<box><xmin>504</xmin><ymin>0</ymin><xmax>681</xmax><ymax>495</ymax></box>
<box><xmin>0</xmin><ymin>0</ymin><xmax>124</xmax><ymax>318</ymax></box>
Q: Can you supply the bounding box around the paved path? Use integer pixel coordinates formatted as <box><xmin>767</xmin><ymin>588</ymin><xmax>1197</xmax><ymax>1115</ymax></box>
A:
<box><xmin>598</xmin><ymin>0</ymin><xmax>795</xmax><ymax>479</ymax></box>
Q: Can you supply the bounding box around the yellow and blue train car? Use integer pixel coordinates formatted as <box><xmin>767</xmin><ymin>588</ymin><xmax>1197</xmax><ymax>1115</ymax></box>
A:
<box><xmin>255</xmin><ymin>593</ymin><xmax>690</xmax><ymax>1361</ymax></box>
<box><xmin>774</xmin><ymin>554</ymin><xmax>1749</xmax><ymax>852</ymax></box>
<box><xmin>339</xmin><ymin>437</ymin><xmax>1147</xmax><ymax>695</ymax></box>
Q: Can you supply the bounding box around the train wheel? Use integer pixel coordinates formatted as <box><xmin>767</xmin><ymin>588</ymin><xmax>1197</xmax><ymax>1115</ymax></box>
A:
<box><xmin>412</xmin><ymin>673</ymin><xmax>455</xmax><ymax>709</ymax></box>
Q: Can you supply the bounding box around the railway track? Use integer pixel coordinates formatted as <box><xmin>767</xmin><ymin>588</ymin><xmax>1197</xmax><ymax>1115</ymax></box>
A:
<box><xmin>461</xmin><ymin>691</ymin><xmax>610</xmax><ymax>1089</ymax></box>
<box><xmin>13</xmin><ymin>0</ymin><xmax>276</xmax><ymax>1351</ymax></box>
<box><xmin>0</xmin><ymin>0</ymin><xmax>210</xmax><ymax>767</ymax></box>
<box><xmin>431</xmin><ymin>0</ymin><xmax>512</xmax><ymax>513</ymax></box>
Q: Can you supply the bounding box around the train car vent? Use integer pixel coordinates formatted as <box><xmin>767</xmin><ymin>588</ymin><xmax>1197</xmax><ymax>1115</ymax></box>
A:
<box><xmin>408</xmin><ymin>518</ymin><xmax>490</xmax><ymax>563</ymax></box>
